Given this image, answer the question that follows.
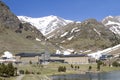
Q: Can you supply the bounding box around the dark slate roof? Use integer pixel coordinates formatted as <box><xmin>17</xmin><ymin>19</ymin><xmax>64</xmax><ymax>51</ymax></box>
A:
<box><xmin>60</xmin><ymin>54</ymin><xmax>87</xmax><ymax>57</ymax></box>
<box><xmin>15</xmin><ymin>53</ymin><xmax>42</xmax><ymax>57</ymax></box>
<box><xmin>50</xmin><ymin>54</ymin><xmax>87</xmax><ymax>57</ymax></box>
<box><xmin>16</xmin><ymin>53</ymin><xmax>87</xmax><ymax>57</ymax></box>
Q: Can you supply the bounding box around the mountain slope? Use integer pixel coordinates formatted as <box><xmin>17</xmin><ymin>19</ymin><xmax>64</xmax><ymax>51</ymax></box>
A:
<box><xmin>102</xmin><ymin>16</ymin><xmax>120</xmax><ymax>35</ymax></box>
<box><xmin>18</xmin><ymin>15</ymin><xmax>73</xmax><ymax>36</ymax></box>
<box><xmin>2</xmin><ymin>0</ymin><xmax>120</xmax><ymax>54</ymax></box>
<box><xmin>48</xmin><ymin>19</ymin><xmax>120</xmax><ymax>52</ymax></box>
<box><xmin>17</xmin><ymin>14</ymin><xmax>120</xmax><ymax>54</ymax></box>
<box><xmin>0</xmin><ymin>1</ymin><xmax>56</xmax><ymax>53</ymax></box>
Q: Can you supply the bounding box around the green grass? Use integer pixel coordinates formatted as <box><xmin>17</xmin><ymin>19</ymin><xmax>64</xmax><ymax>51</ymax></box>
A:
<box><xmin>3</xmin><ymin>62</ymin><xmax>119</xmax><ymax>80</ymax></box>
<box><xmin>16</xmin><ymin>62</ymin><xmax>120</xmax><ymax>76</ymax></box>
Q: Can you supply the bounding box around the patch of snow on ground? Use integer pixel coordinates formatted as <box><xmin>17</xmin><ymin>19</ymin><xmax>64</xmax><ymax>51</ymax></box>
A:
<box><xmin>60</xmin><ymin>32</ymin><xmax>68</xmax><ymax>37</ymax></box>
<box><xmin>56</xmin><ymin>50</ymin><xmax>61</xmax><ymax>54</ymax></box>
<box><xmin>88</xmin><ymin>51</ymin><xmax>102</xmax><ymax>60</ymax></box>
<box><xmin>93</xmin><ymin>28</ymin><xmax>101</xmax><ymax>36</ymax></box>
<box><xmin>74</xmin><ymin>29</ymin><xmax>80</xmax><ymax>32</ymax></box>
<box><xmin>47</xmin><ymin>34</ymin><xmax>55</xmax><ymax>39</ymax></box>
<box><xmin>67</xmin><ymin>49</ymin><xmax>74</xmax><ymax>52</ymax></box>
<box><xmin>61</xmin><ymin>40</ymin><xmax>66</xmax><ymax>43</ymax></box>
<box><xmin>110</xmin><ymin>26</ymin><xmax>120</xmax><ymax>35</ymax></box>
<box><xmin>105</xmin><ymin>21</ymin><xmax>120</xmax><ymax>26</ymax></box>
<box><xmin>67</xmin><ymin>36</ymin><xmax>74</xmax><ymax>40</ymax></box>
<box><xmin>88</xmin><ymin>44</ymin><xmax>120</xmax><ymax>59</ymax></box>
<box><xmin>71</xmin><ymin>27</ymin><xmax>78</xmax><ymax>33</ymax></box>
<box><xmin>84</xmin><ymin>50</ymin><xmax>92</xmax><ymax>53</ymax></box>
<box><xmin>63</xmin><ymin>51</ymin><xmax>71</xmax><ymax>55</ymax></box>
<box><xmin>56</xmin><ymin>49</ymin><xmax>74</xmax><ymax>55</ymax></box>
<box><xmin>36</xmin><ymin>38</ymin><xmax>41</xmax><ymax>41</ymax></box>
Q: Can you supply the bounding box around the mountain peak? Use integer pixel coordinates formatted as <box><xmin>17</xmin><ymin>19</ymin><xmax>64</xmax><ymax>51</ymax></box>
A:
<box><xmin>102</xmin><ymin>15</ymin><xmax>120</xmax><ymax>35</ymax></box>
<box><xmin>18</xmin><ymin>15</ymin><xmax>73</xmax><ymax>35</ymax></box>
<box><xmin>46</xmin><ymin>15</ymin><xmax>59</xmax><ymax>18</ymax></box>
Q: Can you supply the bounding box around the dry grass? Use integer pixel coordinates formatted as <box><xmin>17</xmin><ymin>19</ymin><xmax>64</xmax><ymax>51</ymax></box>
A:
<box><xmin>22</xmin><ymin>74</ymin><xmax>50</xmax><ymax>80</ymax></box>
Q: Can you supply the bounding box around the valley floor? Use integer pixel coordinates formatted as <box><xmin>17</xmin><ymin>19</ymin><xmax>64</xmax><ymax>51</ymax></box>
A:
<box><xmin>1</xmin><ymin>62</ymin><xmax>120</xmax><ymax>80</ymax></box>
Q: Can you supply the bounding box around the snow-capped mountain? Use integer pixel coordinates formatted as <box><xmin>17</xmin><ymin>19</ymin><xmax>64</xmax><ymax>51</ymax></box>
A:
<box><xmin>17</xmin><ymin>14</ymin><xmax>120</xmax><ymax>53</ymax></box>
<box><xmin>18</xmin><ymin>15</ymin><xmax>73</xmax><ymax>35</ymax></box>
<box><xmin>102</xmin><ymin>16</ymin><xmax>120</xmax><ymax>35</ymax></box>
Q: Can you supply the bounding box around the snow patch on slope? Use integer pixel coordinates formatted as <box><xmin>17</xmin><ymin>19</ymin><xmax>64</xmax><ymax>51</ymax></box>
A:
<box><xmin>102</xmin><ymin>16</ymin><xmax>120</xmax><ymax>35</ymax></box>
<box><xmin>47</xmin><ymin>34</ymin><xmax>55</xmax><ymax>39</ymax></box>
<box><xmin>71</xmin><ymin>27</ymin><xmax>80</xmax><ymax>33</ymax></box>
<box><xmin>71</xmin><ymin>27</ymin><xmax>78</xmax><ymax>33</ymax></box>
<box><xmin>36</xmin><ymin>38</ymin><xmax>41</xmax><ymax>41</ymax></box>
<box><xmin>67</xmin><ymin>36</ymin><xmax>74</xmax><ymax>40</ymax></box>
<box><xmin>56</xmin><ymin>49</ymin><xmax>74</xmax><ymax>55</ymax></box>
<box><xmin>93</xmin><ymin>28</ymin><xmax>101</xmax><ymax>36</ymax></box>
<box><xmin>105</xmin><ymin>21</ymin><xmax>120</xmax><ymax>26</ymax></box>
<box><xmin>88</xmin><ymin>44</ymin><xmax>120</xmax><ymax>59</ymax></box>
<box><xmin>110</xmin><ymin>26</ymin><xmax>120</xmax><ymax>35</ymax></box>
<box><xmin>60</xmin><ymin>32</ymin><xmax>68</xmax><ymax>37</ymax></box>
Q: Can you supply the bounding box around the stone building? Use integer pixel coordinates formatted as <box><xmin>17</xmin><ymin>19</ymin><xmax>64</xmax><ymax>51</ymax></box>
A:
<box><xmin>15</xmin><ymin>53</ymin><xmax>89</xmax><ymax>64</ymax></box>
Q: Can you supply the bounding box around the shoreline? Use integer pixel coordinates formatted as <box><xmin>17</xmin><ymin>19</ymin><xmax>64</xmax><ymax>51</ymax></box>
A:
<box><xmin>47</xmin><ymin>69</ymin><xmax>120</xmax><ymax>77</ymax></box>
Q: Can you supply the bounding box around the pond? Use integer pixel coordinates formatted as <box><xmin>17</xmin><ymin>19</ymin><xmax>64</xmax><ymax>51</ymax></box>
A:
<box><xmin>51</xmin><ymin>71</ymin><xmax>120</xmax><ymax>80</ymax></box>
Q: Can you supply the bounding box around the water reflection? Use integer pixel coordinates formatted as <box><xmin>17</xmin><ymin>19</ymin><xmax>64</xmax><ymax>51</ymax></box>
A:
<box><xmin>51</xmin><ymin>71</ymin><xmax>120</xmax><ymax>80</ymax></box>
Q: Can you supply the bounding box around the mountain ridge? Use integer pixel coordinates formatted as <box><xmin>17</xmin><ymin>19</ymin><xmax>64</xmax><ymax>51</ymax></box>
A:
<box><xmin>18</xmin><ymin>15</ymin><xmax>120</xmax><ymax>53</ymax></box>
<box><xmin>1</xmin><ymin>0</ymin><xmax>120</xmax><ymax>54</ymax></box>
<box><xmin>18</xmin><ymin>15</ymin><xmax>74</xmax><ymax>35</ymax></box>
<box><xmin>48</xmin><ymin>18</ymin><xmax>120</xmax><ymax>52</ymax></box>
<box><xmin>18</xmin><ymin>15</ymin><xmax>120</xmax><ymax>37</ymax></box>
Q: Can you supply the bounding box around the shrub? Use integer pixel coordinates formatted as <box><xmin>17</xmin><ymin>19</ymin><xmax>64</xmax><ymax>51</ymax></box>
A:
<box><xmin>15</xmin><ymin>29</ymin><xmax>22</xmax><ymax>33</ymax></box>
<box><xmin>0</xmin><ymin>63</ymin><xmax>15</xmax><ymax>77</ymax></box>
<box><xmin>96</xmin><ymin>60</ymin><xmax>103</xmax><ymax>65</ymax></box>
<box><xmin>37</xmin><ymin>72</ymin><xmax>41</xmax><ymax>74</ymax></box>
<box><xmin>25</xmin><ymin>70</ymin><xmax>30</xmax><ymax>74</ymax></box>
<box><xmin>31</xmin><ymin>72</ymin><xmax>34</xmax><ymax>74</ymax></box>
<box><xmin>88</xmin><ymin>66</ymin><xmax>92</xmax><ymax>71</ymax></box>
<box><xmin>19</xmin><ymin>70</ymin><xmax>24</xmax><ymax>74</ymax></box>
<box><xmin>97</xmin><ymin>65</ymin><xmax>100</xmax><ymax>71</ymax></box>
<box><xmin>96</xmin><ymin>60</ymin><xmax>102</xmax><ymax>71</ymax></box>
<box><xmin>29</xmin><ymin>60</ymin><xmax>32</xmax><ymax>64</ymax></box>
<box><xmin>112</xmin><ymin>61</ymin><xmax>120</xmax><ymax>67</ymax></box>
<box><xmin>58</xmin><ymin>66</ymin><xmax>66</xmax><ymax>72</ymax></box>
<box><xmin>71</xmin><ymin>64</ymin><xmax>74</xmax><ymax>68</ymax></box>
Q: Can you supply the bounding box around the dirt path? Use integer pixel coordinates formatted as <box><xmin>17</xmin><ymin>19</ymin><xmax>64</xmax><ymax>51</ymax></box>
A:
<box><xmin>16</xmin><ymin>75</ymin><xmax>24</xmax><ymax>80</ymax></box>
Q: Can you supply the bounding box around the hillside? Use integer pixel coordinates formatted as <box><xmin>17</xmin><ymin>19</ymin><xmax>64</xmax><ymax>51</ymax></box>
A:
<box><xmin>47</xmin><ymin>19</ymin><xmax>120</xmax><ymax>53</ymax></box>
<box><xmin>18</xmin><ymin>15</ymin><xmax>120</xmax><ymax>54</ymax></box>
<box><xmin>0</xmin><ymin>1</ymin><xmax>56</xmax><ymax>53</ymax></box>
<box><xmin>1</xmin><ymin>1</ymin><xmax>120</xmax><ymax>54</ymax></box>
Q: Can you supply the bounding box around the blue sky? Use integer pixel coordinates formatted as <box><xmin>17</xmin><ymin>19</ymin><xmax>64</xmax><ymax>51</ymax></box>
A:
<box><xmin>3</xmin><ymin>0</ymin><xmax>120</xmax><ymax>21</ymax></box>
